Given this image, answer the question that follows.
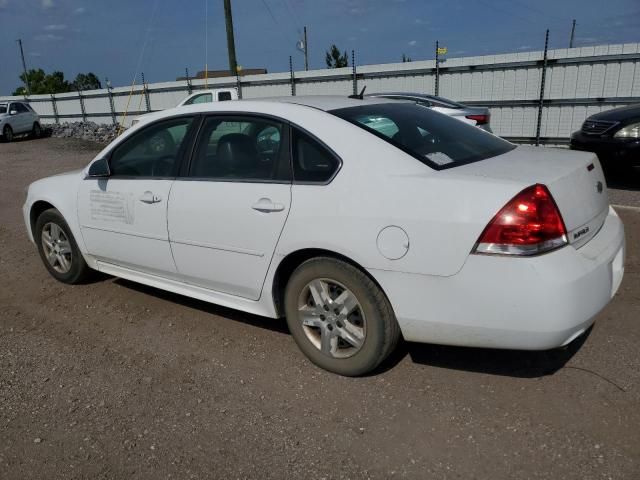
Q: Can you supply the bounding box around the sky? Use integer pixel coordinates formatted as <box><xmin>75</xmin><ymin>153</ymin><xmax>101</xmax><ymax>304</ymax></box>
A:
<box><xmin>0</xmin><ymin>0</ymin><xmax>639</xmax><ymax>95</ymax></box>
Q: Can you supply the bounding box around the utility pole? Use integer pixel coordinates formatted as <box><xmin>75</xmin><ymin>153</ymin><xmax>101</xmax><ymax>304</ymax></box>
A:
<box><xmin>223</xmin><ymin>0</ymin><xmax>238</xmax><ymax>75</ymax></box>
<box><xmin>569</xmin><ymin>19</ymin><xmax>576</xmax><ymax>48</ymax></box>
<box><xmin>16</xmin><ymin>39</ymin><xmax>31</xmax><ymax>96</ymax></box>
<box><xmin>435</xmin><ymin>40</ymin><xmax>440</xmax><ymax>96</ymax></box>
<box><xmin>535</xmin><ymin>29</ymin><xmax>550</xmax><ymax>146</ymax></box>
<box><xmin>303</xmin><ymin>26</ymin><xmax>309</xmax><ymax>71</ymax></box>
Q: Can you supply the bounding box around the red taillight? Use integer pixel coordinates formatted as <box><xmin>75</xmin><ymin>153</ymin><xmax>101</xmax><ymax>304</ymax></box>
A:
<box><xmin>474</xmin><ymin>184</ymin><xmax>567</xmax><ymax>256</ymax></box>
<box><xmin>465</xmin><ymin>114</ymin><xmax>489</xmax><ymax>125</ymax></box>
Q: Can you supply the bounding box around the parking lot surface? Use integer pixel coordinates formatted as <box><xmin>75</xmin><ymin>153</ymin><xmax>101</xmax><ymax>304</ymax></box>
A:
<box><xmin>1</xmin><ymin>137</ymin><xmax>639</xmax><ymax>479</ymax></box>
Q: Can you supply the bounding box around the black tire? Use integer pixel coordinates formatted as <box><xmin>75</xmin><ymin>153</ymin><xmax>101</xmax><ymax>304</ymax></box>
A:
<box><xmin>3</xmin><ymin>125</ymin><xmax>13</xmax><ymax>143</ymax></box>
<box><xmin>32</xmin><ymin>122</ymin><xmax>42</xmax><ymax>139</ymax></box>
<box><xmin>35</xmin><ymin>208</ymin><xmax>92</xmax><ymax>284</ymax></box>
<box><xmin>284</xmin><ymin>257</ymin><xmax>400</xmax><ymax>376</ymax></box>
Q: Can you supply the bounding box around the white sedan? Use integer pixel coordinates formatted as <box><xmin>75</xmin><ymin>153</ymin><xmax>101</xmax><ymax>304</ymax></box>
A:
<box><xmin>23</xmin><ymin>96</ymin><xmax>625</xmax><ymax>376</ymax></box>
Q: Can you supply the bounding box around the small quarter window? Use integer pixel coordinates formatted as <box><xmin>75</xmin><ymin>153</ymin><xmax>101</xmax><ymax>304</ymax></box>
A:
<box><xmin>217</xmin><ymin>91</ymin><xmax>233</xmax><ymax>101</ymax></box>
<box><xmin>292</xmin><ymin>130</ymin><xmax>340</xmax><ymax>183</ymax></box>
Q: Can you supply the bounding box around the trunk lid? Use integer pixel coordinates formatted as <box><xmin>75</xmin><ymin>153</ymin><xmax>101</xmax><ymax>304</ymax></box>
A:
<box><xmin>452</xmin><ymin>145</ymin><xmax>609</xmax><ymax>248</ymax></box>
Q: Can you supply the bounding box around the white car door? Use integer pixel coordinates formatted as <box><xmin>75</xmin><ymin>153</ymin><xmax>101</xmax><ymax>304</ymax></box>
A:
<box><xmin>77</xmin><ymin>116</ymin><xmax>197</xmax><ymax>275</ymax></box>
<box><xmin>167</xmin><ymin>115</ymin><xmax>292</xmax><ymax>300</ymax></box>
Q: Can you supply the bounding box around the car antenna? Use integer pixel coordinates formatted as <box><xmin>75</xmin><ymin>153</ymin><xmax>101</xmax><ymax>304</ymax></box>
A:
<box><xmin>348</xmin><ymin>86</ymin><xmax>367</xmax><ymax>100</ymax></box>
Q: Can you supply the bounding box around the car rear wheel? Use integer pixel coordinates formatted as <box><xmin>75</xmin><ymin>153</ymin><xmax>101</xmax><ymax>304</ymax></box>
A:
<box><xmin>35</xmin><ymin>209</ymin><xmax>91</xmax><ymax>284</ymax></box>
<box><xmin>3</xmin><ymin>125</ymin><xmax>13</xmax><ymax>143</ymax></box>
<box><xmin>284</xmin><ymin>257</ymin><xmax>400</xmax><ymax>376</ymax></box>
<box><xmin>32</xmin><ymin>122</ymin><xmax>41</xmax><ymax>139</ymax></box>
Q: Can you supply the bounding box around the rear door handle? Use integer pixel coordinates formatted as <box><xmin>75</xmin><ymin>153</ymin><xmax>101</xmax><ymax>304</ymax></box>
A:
<box><xmin>139</xmin><ymin>191</ymin><xmax>162</xmax><ymax>204</ymax></box>
<box><xmin>252</xmin><ymin>198</ymin><xmax>285</xmax><ymax>213</ymax></box>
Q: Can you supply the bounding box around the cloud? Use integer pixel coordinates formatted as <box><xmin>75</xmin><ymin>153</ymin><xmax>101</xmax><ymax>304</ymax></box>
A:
<box><xmin>0</xmin><ymin>0</ymin><xmax>8</xmax><ymax>9</ymax></box>
<box><xmin>44</xmin><ymin>24</ymin><xmax>67</xmax><ymax>31</ymax></box>
<box><xmin>517</xmin><ymin>45</ymin><xmax>531</xmax><ymax>50</ymax></box>
<box><xmin>408</xmin><ymin>40</ymin><xmax>417</xmax><ymax>46</ymax></box>
<box><xmin>30</xmin><ymin>52</ymin><xmax>42</xmax><ymax>57</ymax></box>
<box><xmin>35</xmin><ymin>33</ymin><xmax>63</xmax><ymax>41</ymax></box>
<box><xmin>74</xmin><ymin>6</ymin><xmax>85</xmax><ymax>14</ymax></box>
<box><xmin>41</xmin><ymin>0</ymin><xmax>53</xmax><ymax>8</ymax></box>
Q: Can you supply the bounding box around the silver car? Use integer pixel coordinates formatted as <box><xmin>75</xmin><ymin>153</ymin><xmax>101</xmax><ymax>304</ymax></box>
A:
<box><xmin>0</xmin><ymin>101</ymin><xmax>42</xmax><ymax>142</ymax></box>
<box><xmin>366</xmin><ymin>92</ymin><xmax>493</xmax><ymax>132</ymax></box>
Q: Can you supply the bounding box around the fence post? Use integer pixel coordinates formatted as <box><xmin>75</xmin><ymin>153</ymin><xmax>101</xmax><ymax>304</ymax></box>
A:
<box><xmin>50</xmin><ymin>94</ymin><xmax>59</xmax><ymax>124</ymax></box>
<box><xmin>185</xmin><ymin>68</ymin><xmax>192</xmax><ymax>95</ymax></box>
<box><xmin>106</xmin><ymin>81</ymin><xmax>117</xmax><ymax>126</ymax></box>
<box><xmin>435</xmin><ymin>40</ymin><xmax>440</xmax><ymax>96</ymax></box>
<box><xmin>535</xmin><ymin>29</ymin><xmax>550</xmax><ymax>146</ymax></box>
<box><xmin>289</xmin><ymin>56</ymin><xmax>296</xmax><ymax>96</ymax></box>
<box><xmin>352</xmin><ymin>50</ymin><xmax>357</xmax><ymax>96</ymax></box>
<box><xmin>236</xmin><ymin>69</ymin><xmax>243</xmax><ymax>99</ymax></box>
<box><xmin>77</xmin><ymin>87</ymin><xmax>87</xmax><ymax>122</ymax></box>
<box><xmin>141</xmin><ymin>72</ymin><xmax>151</xmax><ymax>112</ymax></box>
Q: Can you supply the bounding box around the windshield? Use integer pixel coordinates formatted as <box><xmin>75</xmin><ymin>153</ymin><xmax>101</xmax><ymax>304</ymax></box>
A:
<box><xmin>0</xmin><ymin>104</ymin><xmax>7</xmax><ymax>114</ymax></box>
<box><xmin>331</xmin><ymin>103</ymin><xmax>514</xmax><ymax>170</ymax></box>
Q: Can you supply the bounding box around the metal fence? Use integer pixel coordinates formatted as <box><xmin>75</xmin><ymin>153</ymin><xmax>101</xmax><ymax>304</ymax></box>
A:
<box><xmin>2</xmin><ymin>42</ymin><xmax>639</xmax><ymax>143</ymax></box>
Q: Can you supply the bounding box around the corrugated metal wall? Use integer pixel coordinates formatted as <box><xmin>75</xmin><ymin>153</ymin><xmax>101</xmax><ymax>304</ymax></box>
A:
<box><xmin>2</xmin><ymin>43</ymin><xmax>639</xmax><ymax>140</ymax></box>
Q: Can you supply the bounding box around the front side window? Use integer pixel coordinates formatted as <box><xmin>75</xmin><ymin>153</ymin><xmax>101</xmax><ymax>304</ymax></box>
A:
<box><xmin>292</xmin><ymin>129</ymin><xmax>340</xmax><ymax>183</ymax></box>
<box><xmin>184</xmin><ymin>93</ymin><xmax>213</xmax><ymax>105</ymax></box>
<box><xmin>14</xmin><ymin>103</ymin><xmax>28</xmax><ymax>113</ymax></box>
<box><xmin>109</xmin><ymin>117</ymin><xmax>194</xmax><ymax>177</ymax></box>
<box><xmin>189</xmin><ymin>116</ymin><xmax>290</xmax><ymax>181</ymax></box>
<box><xmin>331</xmin><ymin>103</ymin><xmax>514</xmax><ymax>169</ymax></box>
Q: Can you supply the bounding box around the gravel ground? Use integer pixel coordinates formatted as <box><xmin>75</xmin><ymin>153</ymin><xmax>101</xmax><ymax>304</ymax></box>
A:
<box><xmin>1</xmin><ymin>137</ymin><xmax>639</xmax><ymax>479</ymax></box>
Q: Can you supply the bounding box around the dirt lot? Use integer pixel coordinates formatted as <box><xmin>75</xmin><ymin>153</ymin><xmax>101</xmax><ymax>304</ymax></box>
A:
<box><xmin>1</xmin><ymin>137</ymin><xmax>639</xmax><ymax>479</ymax></box>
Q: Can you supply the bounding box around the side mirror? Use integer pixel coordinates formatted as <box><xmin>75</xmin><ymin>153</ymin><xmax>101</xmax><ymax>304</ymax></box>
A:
<box><xmin>10</xmin><ymin>110</ymin><xmax>17</xmax><ymax>116</ymax></box>
<box><xmin>87</xmin><ymin>157</ymin><xmax>111</xmax><ymax>177</ymax></box>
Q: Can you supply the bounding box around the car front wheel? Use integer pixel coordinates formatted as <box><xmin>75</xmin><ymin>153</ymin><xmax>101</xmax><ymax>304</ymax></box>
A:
<box><xmin>35</xmin><ymin>208</ymin><xmax>91</xmax><ymax>284</ymax></box>
<box><xmin>284</xmin><ymin>257</ymin><xmax>400</xmax><ymax>376</ymax></box>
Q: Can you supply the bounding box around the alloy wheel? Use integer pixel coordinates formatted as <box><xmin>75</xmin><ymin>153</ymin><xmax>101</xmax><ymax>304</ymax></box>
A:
<box><xmin>297</xmin><ymin>278</ymin><xmax>366</xmax><ymax>358</ymax></box>
<box><xmin>41</xmin><ymin>222</ymin><xmax>73</xmax><ymax>274</ymax></box>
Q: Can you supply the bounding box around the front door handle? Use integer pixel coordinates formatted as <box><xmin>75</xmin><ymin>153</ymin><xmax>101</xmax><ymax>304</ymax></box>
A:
<box><xmin>252</xmin><ymin>198</ymin><xmax>285</xmax><ymax>213</ymax></box>
<box><xmin>139</xmin><ymin>191</ymin><xmax>162</xmax><ymax>204</ymax></box>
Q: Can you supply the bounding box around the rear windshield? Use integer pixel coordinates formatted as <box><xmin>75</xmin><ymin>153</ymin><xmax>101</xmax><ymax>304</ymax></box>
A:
<box><xmin>0</xmin><ymin>104</ymin><xmax>6</xmax><ymax>114</ymax></box>
<box><xmin>331</xmin><ymin>103</ymin><xmax>514</xmax><ymax>170</ymax></box>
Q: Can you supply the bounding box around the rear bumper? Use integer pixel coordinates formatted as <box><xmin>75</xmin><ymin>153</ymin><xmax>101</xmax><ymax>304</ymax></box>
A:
<box><xmin>370</xmin><ymin>206</ymin><xmax>625</xmax><ymax>350</ymax></box>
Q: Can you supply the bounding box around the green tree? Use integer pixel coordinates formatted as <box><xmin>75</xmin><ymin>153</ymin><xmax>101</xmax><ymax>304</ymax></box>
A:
<box><xmin>12</xmin><ymin>68</ymin><xmax>72</xmax><ymax>95</ymax></box>
<box><xmin>402</xmin><ymin>53</ymin><xmax>412</xmax><ymax>62</ymax></box>
<box><xmin>325</xmin><ymin>45</ymin><xmax>349</xmax><ymax>68</ymax></box>
<box><xmin>72</xmin><ymin>72</ymin><xmax>102</xmax><ymax>91</ymax></box>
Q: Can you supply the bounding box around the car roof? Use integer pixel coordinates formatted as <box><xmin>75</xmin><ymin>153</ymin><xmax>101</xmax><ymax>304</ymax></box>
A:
<box><xmin>130</xmin><ymin>95</ymin><xmax>406</xmax><ymax>127</ymax></box>
<box><xmin>251</xmin><ymin>95</ymin><xmax>405</xmax><ymax>111</ymax></box>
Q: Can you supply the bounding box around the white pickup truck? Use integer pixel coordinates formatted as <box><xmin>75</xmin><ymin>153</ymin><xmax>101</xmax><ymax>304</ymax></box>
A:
<box><xmin>131</xmin><ymin>88</ymin><xmax>238</xmax><ymax>126</ymax></box>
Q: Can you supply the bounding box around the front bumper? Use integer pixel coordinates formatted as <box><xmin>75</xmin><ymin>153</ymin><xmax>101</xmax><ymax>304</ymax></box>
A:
<box><xmin>370</xmin><ymin>207</ymin><xmax>625</xmax><ymax>350</ymax></box>
<box><xmin>570</xmin><ymin>131</ymin><xmax>640</xmax><ymax>168</ymax></box>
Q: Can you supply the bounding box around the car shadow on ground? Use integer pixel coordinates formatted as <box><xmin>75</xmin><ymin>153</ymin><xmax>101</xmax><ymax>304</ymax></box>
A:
<box><xmin>112</xmin><ymin>278</ymin><xmax>290</xmax><ymax>335</ymax></box>
<box><xmin>384</xmin><ymin>329</ymin><xmax>590</xmax><ymax>378</ymax></box>
<box><xmin>112</xmin><ymin>277</ymin><xmax>589</xmax><ymax>378</ymax></box>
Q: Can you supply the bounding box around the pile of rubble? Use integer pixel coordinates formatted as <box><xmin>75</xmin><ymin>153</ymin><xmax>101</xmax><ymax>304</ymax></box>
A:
<box><xmin>48</xmin><ymin>122</ymin><xmax>121</xmax><ymax>144</ymax></box>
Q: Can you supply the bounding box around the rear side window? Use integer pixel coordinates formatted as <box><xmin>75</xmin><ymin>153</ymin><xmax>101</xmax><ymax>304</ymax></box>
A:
<box><xmin>331</xmin><ymin>103</ymin><xmax>513</xmax><ymax>170</ymax></box>
<box><xmin>184</xmin><ymin>93</ymin><xmax>212</xmax><ymax>105</ymax></box>
<box><xmin>217</xmin><ymin>91</ymin><xmax>232</xmax><ymax>101</ymax></box>
<box><xmin>0</xmin><ymin>104</ymin><xmax>6</xmax><ymax>114</ymax></box>
<box><xmin>292</xmin><ymin>129</ymin><xmax>340</xmax><ymax>183</ymax></box>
